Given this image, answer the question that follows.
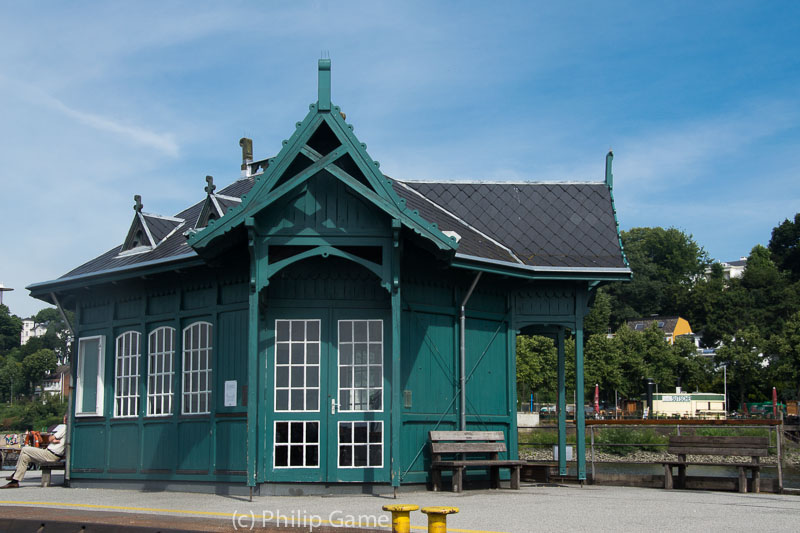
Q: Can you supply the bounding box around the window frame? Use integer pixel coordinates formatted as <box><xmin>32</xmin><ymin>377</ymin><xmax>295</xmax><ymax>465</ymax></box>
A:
<box><xmin>113</xmin><ymin>330</ymin><xmax>142</xmax><ymax>418</ymax></box>
<box><xmin>273</xmin><ymin>319</ymin><xmax>321</xmax><ymax>413</ymax></box>
<box><xmin>337</xmin><ymin>319</ymin><xmax>383</xmax><ymax>413</ymax></box>
<box><xmin>147</xmin><ymin>326</ymin><xmax>175</xmax><ymax>417</ymax></box>
<box><xmin>75</xmin><ymin>335</ymin><xmax>106</xmax><ymax>417</ymax></box>
<box><xmin>181</xmin><ymin>321</ymin><xmax>213</xmax><ymax>415</ymax></box>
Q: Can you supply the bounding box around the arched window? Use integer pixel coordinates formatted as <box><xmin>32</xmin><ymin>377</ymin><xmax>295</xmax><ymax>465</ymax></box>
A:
<box><xmin>148</xmin><ymin>326</ymin><xmax>175</xmax><ymax>416</ymax></box>
<box><xmin>114</xmin><ymin>331</ymin><xmax>141</xmax><ymax>418</ymax></box>
<box><xmin>182</xmin><ymin>322</ymin><xmax>212</xmax><ymax>415</ymax></box>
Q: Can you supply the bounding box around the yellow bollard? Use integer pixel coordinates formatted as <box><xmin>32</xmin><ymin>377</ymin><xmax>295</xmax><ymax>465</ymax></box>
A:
<box><xmin>421</xmin><ymin>506</ymin><xmax>459</xmax><ymax>533</ymax></box>
<box><xmin>382</xmin><ymin>504</ymin><xmax>419</xmax><ymax>533</ymax></box>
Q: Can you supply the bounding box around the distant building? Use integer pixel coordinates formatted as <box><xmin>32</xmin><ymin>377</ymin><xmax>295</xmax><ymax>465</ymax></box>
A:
<box><xmin>20</xmin><ymin>318</ymin><xmax>47</xmax><ymax>345</ymax></box>
<box><xmin>40</xmin><ymin>365</ymin><xmax>71</xmax><ymax>400</ymax></box>
<box><xmin>709</xmin><ymin>257</ymin><xmax>747</xmax><ymax>280</ymax></box>
<box><xmin>626</xmin><ymin>316</ymin><xmax>693</xmax><ymax>345</ymax></box>
<box><xmin>652</xmin><ymin>387</ymin><xmax>725</xmax><ymax>419</ymax></box>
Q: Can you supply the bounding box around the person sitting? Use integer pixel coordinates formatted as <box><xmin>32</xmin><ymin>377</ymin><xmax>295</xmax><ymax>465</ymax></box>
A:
<box><xmin>2</xmin><ymin>414</ymin><xmax>67</xmax><ymax>489</ymax></box>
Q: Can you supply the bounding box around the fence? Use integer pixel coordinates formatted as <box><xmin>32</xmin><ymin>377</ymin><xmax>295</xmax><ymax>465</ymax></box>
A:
<box><xmin>519</xmin><ymin>419</ymin><xmax>787</xmax><ymax>491</ymax></box>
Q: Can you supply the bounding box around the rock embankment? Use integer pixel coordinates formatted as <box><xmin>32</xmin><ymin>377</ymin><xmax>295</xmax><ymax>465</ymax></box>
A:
<box><xmin>520</xmin><ymin>447</ymin><xmax>800</xmax><ymax>466</ymax></box>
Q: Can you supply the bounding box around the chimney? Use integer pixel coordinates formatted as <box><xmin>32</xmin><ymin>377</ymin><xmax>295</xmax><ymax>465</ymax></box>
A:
<box><xmin>240</xmin><ymin>138</ymin><xmax>253</xmax><ymax>177</ymax></box>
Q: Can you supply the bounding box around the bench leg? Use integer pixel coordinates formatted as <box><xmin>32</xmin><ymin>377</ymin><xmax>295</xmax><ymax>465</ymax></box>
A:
<box><xmin>432</xmin><ymin>468</ymin><xmax>441</xmax><ymax>492</ymax></box>
<box><xmin>752</xmin><ymin>468</ymin><xmax>760</xmax><ymax>494</ymax></box>
<box><xmin>511</xmin><ymin>466</ymin><xmax>521</xmax><ymax>490</ymax></box>
<box><xmin>490</xmin><ymin>466</ymin><xmax>500</xmax><ymax>489</ymax></box>
<box><xmin>41</xmin><ymin>468</ymin><xmax>51</xmax><ymax>488</ymax></box>
<box><xmin>452</xmin><ymin>467</ymin><xmax>463</xmax><ymax>493</ymax></box>
<box><xmin>678</xmin><ymin>465</ymin><xmax>686</xmax><ymax>490</ymax></box>
<box><xmin>738</xmin><ymin>467</ymin><xmax>747</xmax><ymax>493</ymax></box>
<box><xmin>664</xmin><ymin>464</ymin><xmax>673</xmax><ymax>490</ymax></box>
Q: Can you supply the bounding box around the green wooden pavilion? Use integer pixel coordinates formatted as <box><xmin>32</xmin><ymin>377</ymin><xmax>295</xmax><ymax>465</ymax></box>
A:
<box><xmin>28</xmin><ymin>60</ymin><xmax>631</xmax><ymax>494</ymax></box>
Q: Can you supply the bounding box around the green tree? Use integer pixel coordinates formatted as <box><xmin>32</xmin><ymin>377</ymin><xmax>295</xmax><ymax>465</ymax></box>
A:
<box><xmin>22</xmin><ymin>348</ymin><xmax>57</xmax><ymax>397</ymax></box>
<box><xmin>766</xmin><ymin>311</ymin><xmax>800</xmax><ymax>401</ymax></box>
<box><xmin>516</xmin><ymin>335</ymin><xmax>557</xmax><ymax>401</ymax></box>
<box><xmin>768</xmin><ymin>213</ymin><xmax>800</xmax><ymax>280</ymax></box>
<box><xmin>715</xmin><ymin>327</ymin><xmax>766</xmax><ymax>410</ymax></box>
<box><xmin>0</xmin><ymin>356</ymin><xmax>24</xmax><ymax>402</ymax></box>
<box><xmin>606</xmin><ymin>227</ymin><xmax>710</xmax><ymax>327</ymax></box>
<box><xmin>32</xmin><ymin>307</ymin><xmax>74</xmax><ymax>364</ymax></box>
<box><xmin>585</xmin><ymin>289</ymin><xmax>612</xmax><ymax>337</ymax></box>
<box><xmin>0</xmin><ymin>304</ymin><xmax>22</xmax><ymax>354</ymax></box>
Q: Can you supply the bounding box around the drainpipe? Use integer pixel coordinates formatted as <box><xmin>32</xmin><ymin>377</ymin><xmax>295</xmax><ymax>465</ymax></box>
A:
<box><xmin>460</xmin><ymin>272</ymin><xmax>482</xmax><ymax>431</ymax></box>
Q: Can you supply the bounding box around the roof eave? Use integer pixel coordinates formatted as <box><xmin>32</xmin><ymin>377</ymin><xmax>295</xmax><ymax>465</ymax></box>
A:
<box><xmin>27</xmin><ymin>252</ymin><xmax>205</xmax><ymax>300</ymax></box>
<box><xmin>451</xmin><ymin>253</ymin><xmax>633</xmax><ymax>281</ymax></box>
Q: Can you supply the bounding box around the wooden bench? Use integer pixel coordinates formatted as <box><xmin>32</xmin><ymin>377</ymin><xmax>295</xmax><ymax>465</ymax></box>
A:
<box><xmin>661</xmin><ymin>435</ymin><xmax>769</xmax><ymax>493</ymax></box>
<box><xmin>40</xmin><ymin>460</ymin><xmax>66</xmax><ymax>487</ymax></box>
<box><xmin>429</xmin><ymin>430</ymin><xmax>525</xmax><ymax>492</ymax></box>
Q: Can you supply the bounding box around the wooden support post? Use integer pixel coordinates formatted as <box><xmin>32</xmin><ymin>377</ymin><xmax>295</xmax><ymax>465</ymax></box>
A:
<box><xmin>556</xmin><ymin>328</ymin><xmax>567</xmax><ymax>476</ymax></box>
<box><xmin>663</xmin><ymin>464</ymin><xmax>673</xmax><ymax>490</ymax></box>
<box><xmin>41</xmin><ymin>468</ymin><xmax>51</xmax><ymax>488</ymax></box>
<box><xmin>575</xmin><ymin>290</ymin><xmax>586</xmax><ymax>481</ymax></box>
<box><xmin>391</xmin><ymin>220</ymin><xmax>402</xmax><ymax>490</ymax></box>
<box><xmin>738</xmin><ymin>466</ymin><xmax>747</xmax><ymax>493</ymax></box>
<box><xmin>678</xmin><ymin>454</ymin><xmax>686</xmax><ymax>489</ymax></box>
<box><xmin>752</xmin><ymin>457</ymin><xmax>760</xmax><ymax>493</ymax></box>
<box><xmin>511</xmin><ymin>465</ymin><xmax>521</xmax><ymax>489</ymax></box>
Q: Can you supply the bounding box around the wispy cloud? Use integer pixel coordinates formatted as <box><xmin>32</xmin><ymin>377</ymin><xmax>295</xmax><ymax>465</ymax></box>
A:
<box><xmin>0</xmin><ymin>76</ymin><xmax>179</xmax><ymax>156</ymax></box>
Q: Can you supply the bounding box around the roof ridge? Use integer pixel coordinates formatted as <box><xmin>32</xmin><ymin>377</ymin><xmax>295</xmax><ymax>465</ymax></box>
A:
<box><xmin>399</xmin><ymin>179</ymin><xmax>605</xmax><ymax>185</ymax></box>
<box><xmin>141</xmin><ymin>212</ymin><xmax>185</xmax><ymax>223</ymax></box>
<box><xmin>394</xmin><ymin>180</ymin><xmax>523</xmax><ymax>264</ymax></box>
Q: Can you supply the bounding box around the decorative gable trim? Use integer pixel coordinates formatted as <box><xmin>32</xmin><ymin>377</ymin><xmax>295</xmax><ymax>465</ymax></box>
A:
<box><xmin>120</xmin><ymin>195</ymin><xmax>185</xmax><ymax>256</ymax></box>
<box><xmin>188</xmin><ymin>60</ymin><xmax>458</xmax><ymax>256</ymax></box>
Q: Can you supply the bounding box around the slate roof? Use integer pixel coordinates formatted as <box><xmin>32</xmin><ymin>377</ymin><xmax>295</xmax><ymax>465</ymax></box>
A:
<box><xmin>626</xmin><ymin>317</ymin><xmax>683</xmax><ymax>334</ymax></box>
<box><xmin>400</xmin><ymin>181</ymin><xmax>627</xmax><ymax>269</ymax></box>
<box><xmin>34</xmin><ymin>171</ymin><xmax>628</xmax><ymax>286</ymax></box>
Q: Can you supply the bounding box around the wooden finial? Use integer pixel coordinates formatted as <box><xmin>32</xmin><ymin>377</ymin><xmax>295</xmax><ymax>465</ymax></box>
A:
<box><xmin>205</xmin><ymin>175</ymin><xmax>216</xmax><ymax>195</ymax></box>
<box><xmin>318</xmin><ymin>58</ymin><xmax>331</xmax><ymax>111</ymax></box>
<box><xmin>134</xmin><ymin>195</ymin><xmax>143</xmax><ymax>212</ymax></box>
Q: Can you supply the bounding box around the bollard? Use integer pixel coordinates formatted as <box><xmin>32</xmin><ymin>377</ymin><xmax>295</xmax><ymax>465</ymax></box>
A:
<box><xmin>421</xmin><ymin>506</ymin><xmax>459</xmax><ymax>533</ymax></box>
<box><xmin>382</xmin><ymin>504</ymin><xmax>419</xmax><ymax>533</ymax></box>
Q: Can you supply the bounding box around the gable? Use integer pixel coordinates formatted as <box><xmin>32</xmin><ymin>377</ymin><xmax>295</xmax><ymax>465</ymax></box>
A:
<box><xmin>258</xmin><ymin>169</ymin><xmax>390</xmax><ymax>237</ymax></box>
<box><xmin>188</xmin><ymin>60</ymin><xmax>457</xmax><ymax>258</ymax></box>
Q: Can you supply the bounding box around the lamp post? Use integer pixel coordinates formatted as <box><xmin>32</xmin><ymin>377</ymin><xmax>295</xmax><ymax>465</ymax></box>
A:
<box><xmin>723</xmin><ymin>365</ymin><xmax>727</xmax><ymax>415</ymax></box>
<box><xmin>0</xmin><ymin>283</ymin><xmax>13</xmax><ymax>306</ymax></box>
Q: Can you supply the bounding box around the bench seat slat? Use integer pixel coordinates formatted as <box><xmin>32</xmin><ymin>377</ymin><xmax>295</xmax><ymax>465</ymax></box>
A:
<box><xmin>432</xmin><ymin>459</ymin><xmax>525</xmax><ymax>467</ymax></box>
<box><xmin>668</xmin><ymin>446</ymin><xmax>768</xmax><ymax>457</ymax></box>
<box><xmin>429</xmin><ymin>431</ymin><xmax>505</xmax><ymax>442</ymax></box>
<box><xmin>431</xmin><ymin>442</ymin><xmax>506</xmax><ymax>454</ymax></box>
<box><xmin>669</xmin><ymin>436</ymin><xmax>768</xmax><ymax>447</ymax></box>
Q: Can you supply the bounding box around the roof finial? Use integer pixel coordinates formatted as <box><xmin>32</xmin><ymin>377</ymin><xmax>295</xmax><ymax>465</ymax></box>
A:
<box><xmin>205</xmin><ymin>175</ymin><xmax>216</xmax><ymax>195</ymax></box>
<box><xmin>134</xmin><ymin>194</ymin><xmax>143</xmax><ymax>212</ymax></box>
<box><xmin>318</xmin><ymin>58</ymin><xmax>331</xmax><ymax>112</ymax></box>
<box><xmin>605</xmin><ymin>149</ymin><xmax>614</xmax><ymax>190</ymax></box>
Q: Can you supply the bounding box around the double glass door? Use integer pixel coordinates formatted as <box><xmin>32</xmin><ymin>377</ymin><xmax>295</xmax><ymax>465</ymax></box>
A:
<box><xmin>266</xmin><ymin>308</ymin><xmax>389</xmax><ymax>482</ymax></box>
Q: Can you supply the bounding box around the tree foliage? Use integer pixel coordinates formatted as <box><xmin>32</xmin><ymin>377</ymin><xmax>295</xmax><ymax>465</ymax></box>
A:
<box><xmin>0</xmin><ymin>304</ymin><xmax>22</xmax><ymax>353</ymax></box>
<box><xmin>518</xmin><ymin>213</ymin><xmax>800</xmax><ymax>409</ymax></box>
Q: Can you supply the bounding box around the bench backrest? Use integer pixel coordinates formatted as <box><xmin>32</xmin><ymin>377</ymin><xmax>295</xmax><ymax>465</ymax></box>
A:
<box><xmin>668</xmin><ymin>435</ymin><xmax>769</xmax><ymax>457</ymax></box>
<box><xmin>429</xmin><ymin>431</ymin><xmax>507</xmax><ymax>455</ymax></box>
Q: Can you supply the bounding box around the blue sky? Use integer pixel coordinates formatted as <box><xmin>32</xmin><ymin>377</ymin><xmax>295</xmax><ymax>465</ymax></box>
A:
<box><xmin>1</xmin><ymin>1</ymin><xmax>799</xmax><ymax>318</ymax></box>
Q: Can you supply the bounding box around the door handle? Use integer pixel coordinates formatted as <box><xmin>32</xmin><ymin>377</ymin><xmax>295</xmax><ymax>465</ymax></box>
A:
<box><xmin>331</xmin><ymin>398</ymin><xmax>338</xmax><ymax>415</ymax></box>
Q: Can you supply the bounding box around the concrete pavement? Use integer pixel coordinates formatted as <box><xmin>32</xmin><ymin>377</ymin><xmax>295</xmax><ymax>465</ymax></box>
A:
<box><xmin>1</xmin><ymin>470</ymin><xmax>799</xmax><ymax>532</ymax></box>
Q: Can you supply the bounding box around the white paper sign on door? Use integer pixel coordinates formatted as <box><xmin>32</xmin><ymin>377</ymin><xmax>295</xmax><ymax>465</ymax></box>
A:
<box><xmin>224</xmin><ymin>380</ymin><xmax>237</xmax><ymax>407</ymax></box>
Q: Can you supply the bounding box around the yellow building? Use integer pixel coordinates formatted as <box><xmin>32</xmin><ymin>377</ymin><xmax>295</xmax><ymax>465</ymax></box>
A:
<box><xmin>626</xmin><ymin>316</ymin><xmax>693</xmax><ymax>345</ymax></box>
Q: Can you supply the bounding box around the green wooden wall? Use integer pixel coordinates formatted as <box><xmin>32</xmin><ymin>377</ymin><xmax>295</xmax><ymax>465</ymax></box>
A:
<box><xmin>70</xmin><ymin>263</ymin><xmax>250</xmax><ymax>483</ymax></box>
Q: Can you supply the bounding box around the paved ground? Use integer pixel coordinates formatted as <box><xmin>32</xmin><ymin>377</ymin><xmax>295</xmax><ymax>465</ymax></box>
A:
<box><xmin>1</xmin><ymin>470</ymin><xmax>799</xmax><ymax>532</ymax></box>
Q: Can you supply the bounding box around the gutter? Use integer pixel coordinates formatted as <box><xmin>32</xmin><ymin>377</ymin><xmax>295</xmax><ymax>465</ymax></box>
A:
<box><xmin>460</xmin><ymin>272</ymin><xmax>482</xmax><ymax>431</ymax></box>
<box><xmin>452</xmin><ymin>253</ymin><xmax>632</xmax><ymax>281</ymax></box>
